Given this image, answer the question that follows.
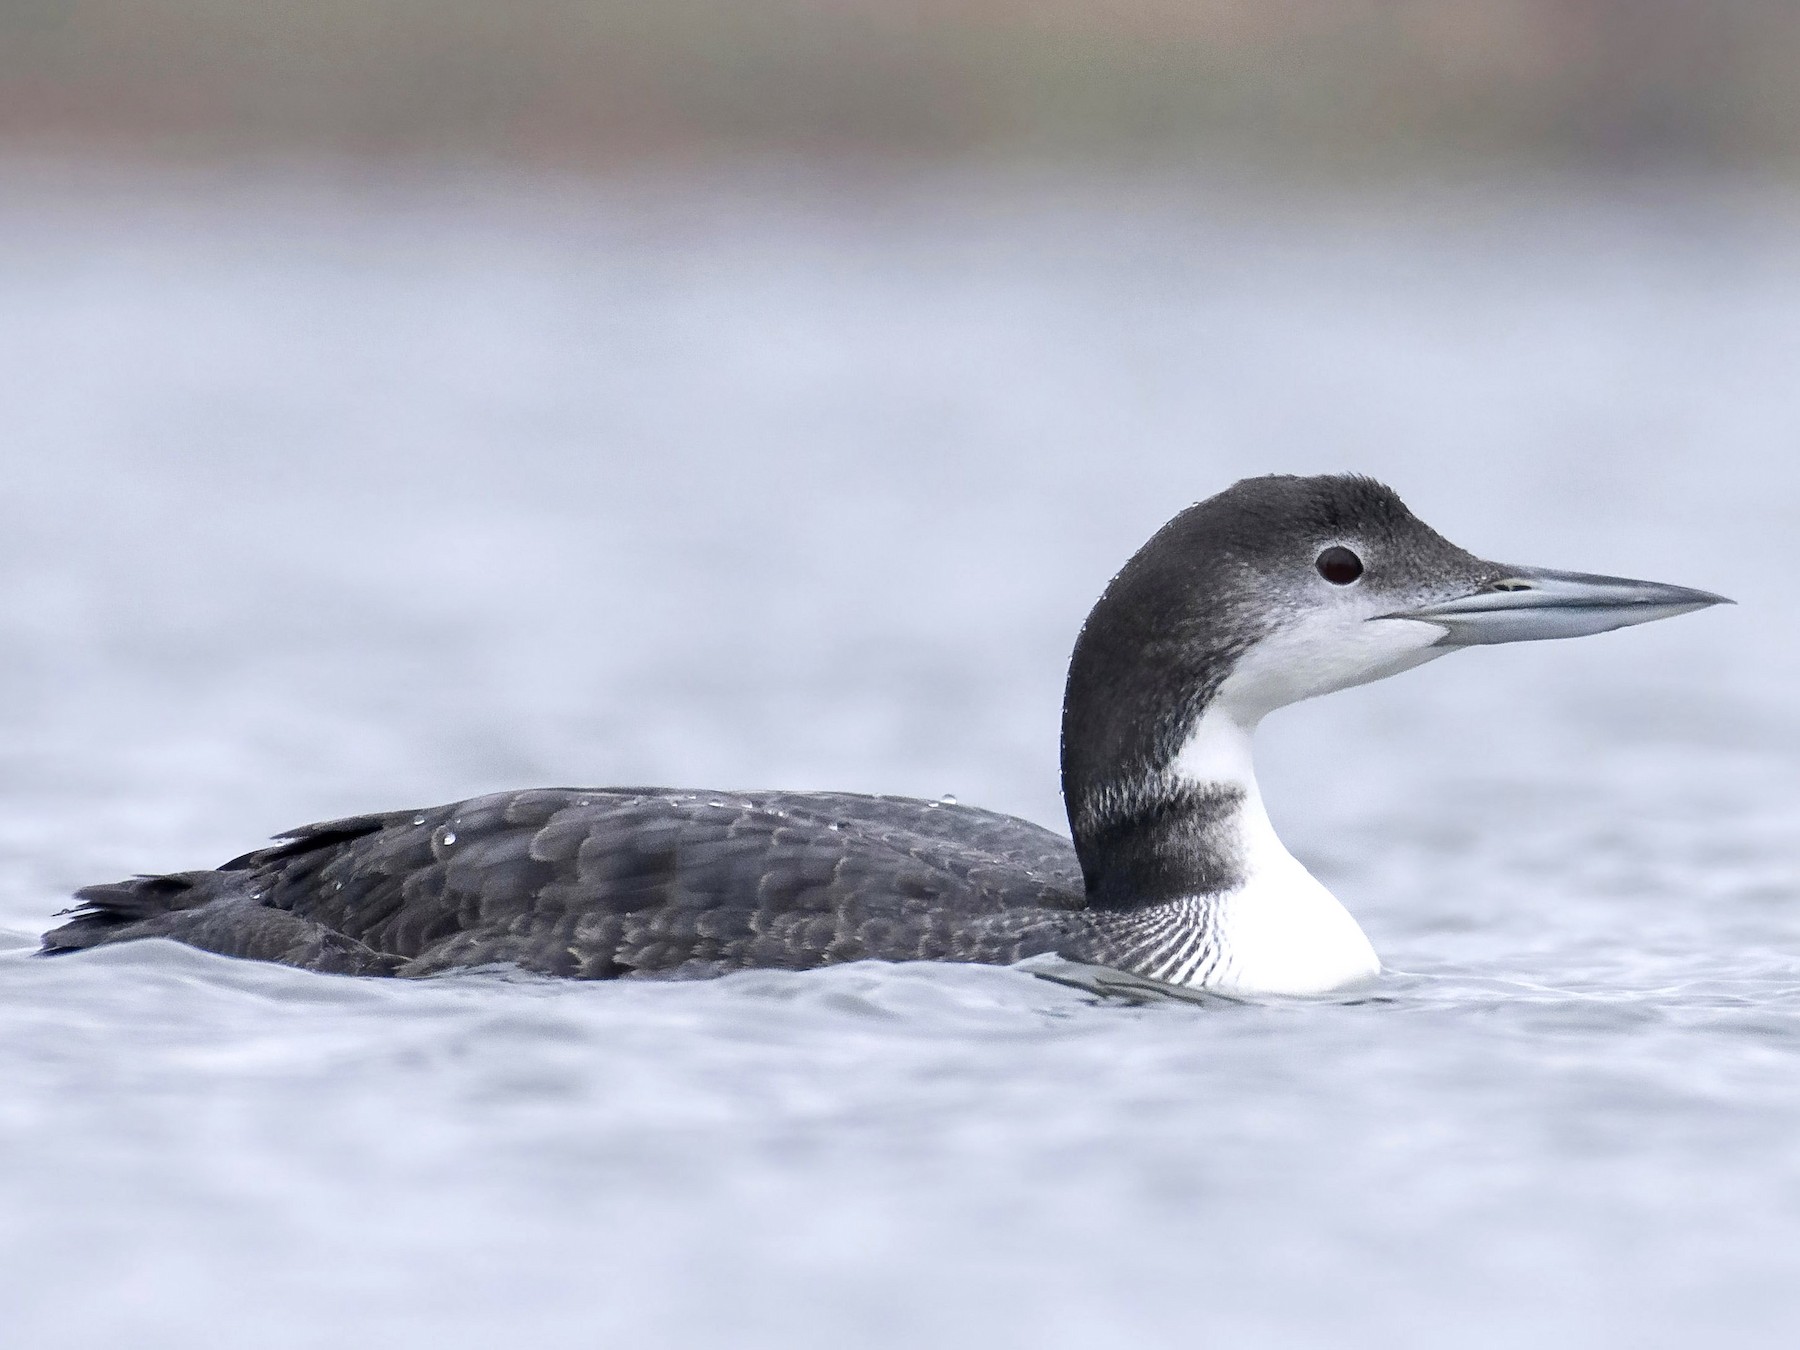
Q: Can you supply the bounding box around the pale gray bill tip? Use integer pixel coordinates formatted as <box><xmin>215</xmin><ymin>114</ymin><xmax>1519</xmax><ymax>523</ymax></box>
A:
<box><xmin>1382</xmin><ymin>565</ymin><xmax>1734</xmax><ymax>646</ymax></box>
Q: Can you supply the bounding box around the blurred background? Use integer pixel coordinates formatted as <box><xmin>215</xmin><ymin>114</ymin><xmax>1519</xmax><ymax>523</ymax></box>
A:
<box><xmin>4</xmin><ymin>7</ymin><xmax>1800</xmax><ymax>1350</ymax></box>
<box><xmin>7</xmin><ymin>0</ymin><xmax>1800</xmax><ymax>170</ymax></box>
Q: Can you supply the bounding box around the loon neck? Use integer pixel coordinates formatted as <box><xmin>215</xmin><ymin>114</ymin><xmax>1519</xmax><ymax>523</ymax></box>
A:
<box><xmin>1055</xmin><ymin>492</ymin><xmax>1399</xmax><ymax>997</ymax></box>
<box><xmin>1069</xmin><ymin>698</ymin><xmax>1381</xmax><ymax>998</ymax></box>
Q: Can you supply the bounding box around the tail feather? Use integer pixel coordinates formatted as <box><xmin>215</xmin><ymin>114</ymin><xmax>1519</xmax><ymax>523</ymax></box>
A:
<box><xmin>43</xmin><ymin>866</ymin><xmax>398</xmax><ymax>975</ymax></box>
<box><xmin>43</xmin><ymin>872</ymin><xmax>218</xmax><ymax>953</ymax></box>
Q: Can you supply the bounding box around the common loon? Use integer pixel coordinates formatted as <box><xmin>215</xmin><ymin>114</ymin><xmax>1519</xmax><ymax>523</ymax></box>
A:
<box><xmin>43</xmin><ymin>474</ymin><xmax>1728</xmax><ymax>997</ymax></box>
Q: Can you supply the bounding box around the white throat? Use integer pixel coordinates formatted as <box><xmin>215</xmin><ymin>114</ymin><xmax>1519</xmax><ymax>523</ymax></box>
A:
<box><xmin>1169</xmin><ymin>706</ymin><xmax>1377</xmax><ymax>998</ymax></box>
<box><xmin>1162</xmin><ymin>615</ymin><xmax>1447</xmax><ymax>998</ymax></box>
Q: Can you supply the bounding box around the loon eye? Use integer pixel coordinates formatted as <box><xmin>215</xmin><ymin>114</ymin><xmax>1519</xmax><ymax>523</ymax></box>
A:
<box><xmin>1316</xmin><ymin>546</ymin><xmax>1364</xmax><ymax>585</ymax></box>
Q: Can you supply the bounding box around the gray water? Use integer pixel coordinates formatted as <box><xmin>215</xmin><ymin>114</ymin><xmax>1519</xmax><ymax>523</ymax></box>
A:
<box><xmin>0</xmin><ymin>162</ymin><xmax>1796</xmax><ymax>1348</ymax></box>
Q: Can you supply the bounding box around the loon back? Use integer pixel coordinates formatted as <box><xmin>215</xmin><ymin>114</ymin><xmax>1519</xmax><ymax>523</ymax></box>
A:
<box><xmin>43</xmin><ymin>789</ymin><xmax>1091</xmax><ymax>978</ymax></box>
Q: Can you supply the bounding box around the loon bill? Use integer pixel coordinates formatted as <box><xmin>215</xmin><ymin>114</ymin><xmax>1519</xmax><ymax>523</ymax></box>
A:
<box><xmin>43</xmin><ymin>474</ymin><xmax>1730</xmax><ymax>998</ymax></box>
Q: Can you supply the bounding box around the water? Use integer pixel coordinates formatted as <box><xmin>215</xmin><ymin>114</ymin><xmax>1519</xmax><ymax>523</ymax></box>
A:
<box><xmin>0</xmin><ymin>161</ymin><xmax>1797</xmax><ymax>1347</ymax></box>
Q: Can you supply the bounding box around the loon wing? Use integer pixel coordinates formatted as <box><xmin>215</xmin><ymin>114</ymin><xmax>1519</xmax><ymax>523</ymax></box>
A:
<box><xmin>43</xmin><ymin>789</ymin><xmax>1086</xmax><ymax>978</ymax></box>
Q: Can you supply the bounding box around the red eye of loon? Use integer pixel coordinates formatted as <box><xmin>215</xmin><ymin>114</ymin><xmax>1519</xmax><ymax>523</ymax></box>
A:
<box><xmin>1316</xmin><ymin>546</ymin><xmax>1364</xmax><ymax>585</ymax></box>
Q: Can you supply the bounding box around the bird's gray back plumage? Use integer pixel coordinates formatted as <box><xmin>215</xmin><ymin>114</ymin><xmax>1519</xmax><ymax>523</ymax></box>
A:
<box><xmin>44</xmin><ymin>788</ymin><xmax>1092</xmax><ymax>978</ymax></box>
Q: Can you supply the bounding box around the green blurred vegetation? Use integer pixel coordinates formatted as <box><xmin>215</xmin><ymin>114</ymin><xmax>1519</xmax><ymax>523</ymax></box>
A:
<box><xmin>3</xmin><ymin>0</ymin><xmax>1798</xmax><ymax>169</ymax></box>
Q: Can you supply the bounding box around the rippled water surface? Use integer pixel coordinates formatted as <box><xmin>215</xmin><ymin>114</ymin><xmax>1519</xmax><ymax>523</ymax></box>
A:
<box><xmin>1</xmin><ymin>164</ymin><xmax>1796</xmax><ymax>1347</ymax></box>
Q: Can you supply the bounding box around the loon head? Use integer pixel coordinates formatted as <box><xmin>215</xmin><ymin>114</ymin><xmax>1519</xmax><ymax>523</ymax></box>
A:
<box><xmin>1060</xmin><ymin>473</ymin><xmax>1728</xmax><ymax>998</ymax></box>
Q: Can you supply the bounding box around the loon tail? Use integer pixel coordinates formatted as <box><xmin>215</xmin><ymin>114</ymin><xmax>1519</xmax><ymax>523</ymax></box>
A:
<box><xmin>41</xmin><ymin>870</ymin><xmax>398</xmax><ymax>975</ymax></box>
<box><xmin>42</xmin><ymin>873</ymin><xmax>216</xmax><ymax>953</ymax></box>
